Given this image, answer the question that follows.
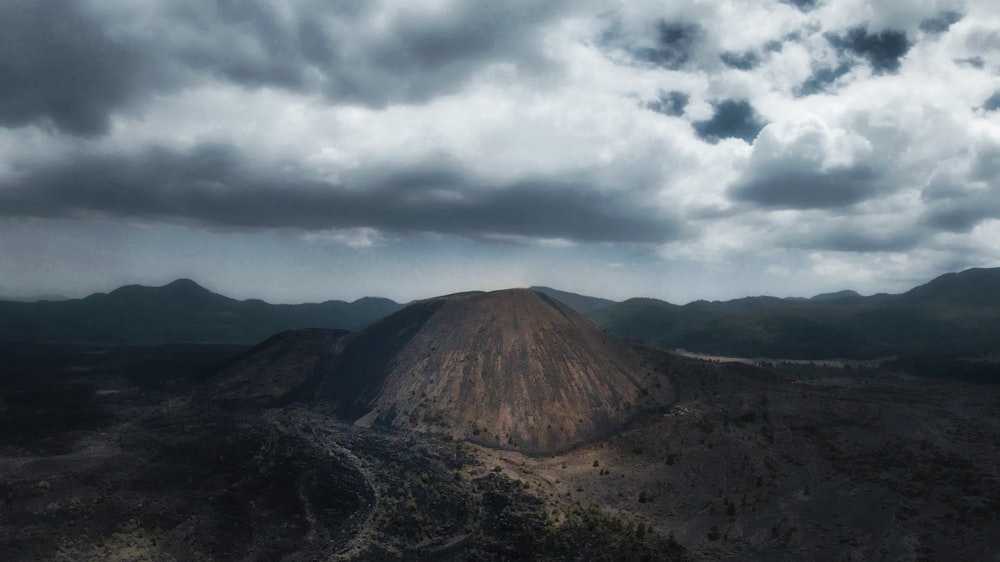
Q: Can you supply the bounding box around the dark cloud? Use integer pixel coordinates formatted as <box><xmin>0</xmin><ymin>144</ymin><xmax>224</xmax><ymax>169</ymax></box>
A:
<box><xmin>797</xmin><ymin>62</ymin><xmax>855</xmax><ymax>96</ymax></box>
<box><xmin>983</xmin><ymin>92</ymin><xmax>1000</xmax><ymax>111</ymax></box>
<box><xmin>796</xmin><ymin>27</ymin><xmax>910</xmax><ymax>96</ymax></box>
<box><xmin>828</xmin><ymin>27</ymin><xmax>911</xmax><ymax>74</ymax></box>
<box><xmin>0</xmin><ymin>145</ymin><xmax>681</xmax><ymax>244</ymax></box>
<box><xmin>170</xmin><ymin>0</ymin><xmax>313</xmax><ymax>90</ymax></box>
<box><xmin>923</xmin><ymin>198</ymin><xmax>1000</xmax><ymax>232</ymax></box>
<box><xmin>763</xmin><ymin>40</ymin><xmax>784</xmax><ymax>53</ymax></box>
<box><xmin>781</xmin><ymin>0</ymin><xmax>821</xmax><ymax>11</ymax></box>
<box><xmin>636</xmin><ymin>21</ymin><xmax>703</xmax><ymax>70</ymax></box>
<box><xmin>0</xmin><ymin>0</ymin><xmax>148</xmax><ymax>136</ymax></box>
<box><xmin>0</xmin><ymin>0</ymin><xmax>572</xmax><ymax>125</ymax></box>
<box><xmin>921</xmin><ymin>175</ymin><xmax>968</xmax><ymax>202</ymax></box>
<box><xmin>646</xmin><ymin>91</ymin><xmax>688</xmax><ymax>117</ymax></box>
<box><xmin>693</xmin><ymin>100</ymin><xmax>766</xmax><ymax>144</ymax></box>
<box><xmin>970</xmin><ymin>143</ymin><xmax>1000</xmax><ymax>183</ymax></box>
<box><xmin>730</xmin><ymin>167</ymin><xmax>881</xmax><ymax>209</ymax></box>
<box><xmin>720</xmin><ymin>51</ymin><xmax>761</xmax><ymax>70</ymax></box>
<box><xmin>919</xmin><ymin>11</ymin><xmax>963</xmax><ymax>34</ymax></box>
<box><xmin>921</xmin><ymin>144</ymin><xmax>1000</xmax><ymax>232</ymax></box>
<box><xmin>164</xmin><ymin>1</ymin><xmax>567</xmax><ymax>106</ymax></box>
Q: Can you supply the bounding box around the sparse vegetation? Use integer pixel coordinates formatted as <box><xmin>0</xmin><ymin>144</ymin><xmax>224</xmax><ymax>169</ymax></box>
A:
<box><xmin>3</xmin><ymin>273</ymin><xmax>1000</xmax><ymax>561</ymax></box>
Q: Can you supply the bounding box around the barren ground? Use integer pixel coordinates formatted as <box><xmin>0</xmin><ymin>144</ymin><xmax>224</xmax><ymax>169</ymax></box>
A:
<box><xmin>1</xmin><ymin>343</ymin><xmax>998</xmax><ymax>560</ymax></box>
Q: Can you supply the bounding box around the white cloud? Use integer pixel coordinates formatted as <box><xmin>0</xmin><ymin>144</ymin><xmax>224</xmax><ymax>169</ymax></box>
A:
<box><xmin>753</xmin><ymin>116</ymin><xmax>873</xmax><ymax>172</ymax></box>
<box><xmin>2</xmin><ymin>0</ymin><xmax>1000</xmax><ymax>301</ymax></box>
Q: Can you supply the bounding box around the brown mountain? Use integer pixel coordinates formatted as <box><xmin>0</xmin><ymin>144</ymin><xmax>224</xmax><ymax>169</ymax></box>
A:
<box><xmin>316</xmin><ymin>289</ymin><xmax>674</xmax><ymax>454</ymax></box>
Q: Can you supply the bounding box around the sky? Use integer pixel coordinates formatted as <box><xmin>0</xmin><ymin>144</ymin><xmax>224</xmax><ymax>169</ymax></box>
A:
<box><xmin>1</xmin><ymin>0</ymin><xmax>999</xmax><ymax>304</ymax></box>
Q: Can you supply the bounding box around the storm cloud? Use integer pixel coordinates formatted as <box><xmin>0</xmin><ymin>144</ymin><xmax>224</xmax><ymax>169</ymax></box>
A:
<box><xmin>920</xmin><ymin>141</ymin><xmax>1000</xmax><ymax>232</ymax></box>
<box><xmin>0</xmin><ymin>0</ymin><xmax>573</xmax><ymax>135</ymax></box>
<box><xmin>0</xmin><ymin>1</ymin><xmax>148</xmax><ymax>136</ymax></box>
<box><xmin>731</xmin><ymin>167</ymin><xmax>880</xmax><ymax>209</ymax></box>
<box><xmin>0</xmin><ymin>145</ymin><xmax>680</xmax><ymax>244</ymax></box>
<box><xmin>162</xmin><ymin>0</ymin><xmax>570</xmax><ymax>106</ymax></box>
<box><xmin>923</xmin><ymin>199</ymin><xmax>1000</xmax><ymax>232</ymax></box>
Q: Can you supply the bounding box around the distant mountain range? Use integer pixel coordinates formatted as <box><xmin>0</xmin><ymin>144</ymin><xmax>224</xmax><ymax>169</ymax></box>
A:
<box><xmin>0</xmin><ymin>279</ymin><xmax>402</xmax><ymax>344</ymax></box>
<box><xmin>587</xmin><ymin>267</ymin><xmax>1000</xmax><ymax>359</ymax></box>
<box><xmin>2</xmin><ymin>268</ymin><xmax>999</xmax><ymax>358</ymax></box>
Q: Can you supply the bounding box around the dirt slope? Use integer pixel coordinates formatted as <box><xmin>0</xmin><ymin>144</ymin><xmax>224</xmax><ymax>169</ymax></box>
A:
<box><xmin>319</xmin><ymin>289</ymin><xmax>673</xmax><ymax>454</ymax></box>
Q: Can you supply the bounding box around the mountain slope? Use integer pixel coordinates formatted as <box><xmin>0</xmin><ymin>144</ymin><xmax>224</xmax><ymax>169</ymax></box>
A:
<box><xmin>0</xmin><ymin>280</ymin><xmax>402</xmax><ymax>344</ymax></box>
<box><xmin>314</xmin><ymin>289</ymin><xmax>673</xmax><ymax>454</ymax></box>
<box><xmin>199</xmin><ymin>328</ymin><xmax>350</xmax><ymax>406</ymax></box>
<box><xmin>900</xmin><ymin>267</ymin><xmax>1000</xmax><ymax>306</ymax></box>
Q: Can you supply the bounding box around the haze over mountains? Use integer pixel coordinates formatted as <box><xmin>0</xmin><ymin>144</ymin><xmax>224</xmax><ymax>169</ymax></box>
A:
<box><xmin>3</xmin><ymin>267</ymin><xmax>1000</xmax><ymax>363</ymax></box>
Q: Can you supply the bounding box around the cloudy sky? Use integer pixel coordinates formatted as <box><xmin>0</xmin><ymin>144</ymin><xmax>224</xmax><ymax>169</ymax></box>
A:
<box><xmin>1</xmin><ymin>0</ymin><xmax>999</xmax><ymax>303</ymax></box>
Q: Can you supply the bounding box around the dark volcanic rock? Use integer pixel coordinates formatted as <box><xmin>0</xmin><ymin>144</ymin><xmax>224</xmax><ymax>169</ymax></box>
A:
<box><xmin>3</xmin><ymin>339</ymin><xmax>997</xmax><ymax>560</ymax></box>
<box><xmin>198</xmin><ymin>328</ymin><xmax>349</xmax><ymax>407</ymax></box>
<box><xmin>0</xmin><ymin>410</ymin><xmax>377</xmax><ymax>561</ymax></box>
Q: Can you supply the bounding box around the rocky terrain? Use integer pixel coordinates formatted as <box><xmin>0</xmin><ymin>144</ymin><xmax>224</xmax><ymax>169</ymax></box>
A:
<box><xmin>0</xmin><ymin>342</ymin><xmax>683</xmax><ymax>561</ymax></box>
<box><xmin>480</xmin><ymin>350</ymin><xmax>1000</xmax><ymax>560</ymax></box>
<box><xmin>1</xmin><ymin>289</ymin><xmax>998</xmax><ymax>560</ymax></box>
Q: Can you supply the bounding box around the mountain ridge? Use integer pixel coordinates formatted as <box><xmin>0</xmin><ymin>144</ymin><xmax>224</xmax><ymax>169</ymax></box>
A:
<box><xmin>0</xmin><ymin>279</ymin><xmax>403</xmax><ymax>344</ymax></box>
<box><xmin>2</xmin><ymin>267</ymin><xmax>999</xmax><ymax>353</ymax></box>
<box><xmin>588</xmin><ymin>267</ymin><xmax>1000</xmax><ymax>359</ymax></box>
